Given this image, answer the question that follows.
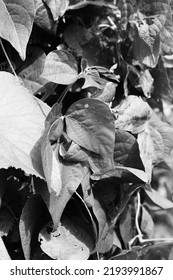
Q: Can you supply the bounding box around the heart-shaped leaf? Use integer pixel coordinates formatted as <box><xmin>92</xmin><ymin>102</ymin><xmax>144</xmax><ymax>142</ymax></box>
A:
<box><xmin>0</xmin><ymin>0</ymin><xmax>36</xmax><ymax>60</ymax></box>
<box><xmin>41</xmin><ymin>50</ymin><xmax>78</xmax><ymax>84</ymax></box>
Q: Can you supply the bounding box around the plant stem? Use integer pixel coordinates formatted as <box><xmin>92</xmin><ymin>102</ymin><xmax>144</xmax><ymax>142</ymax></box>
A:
<box><xmin>0</xmin><ymin>38</ymin><xmax>19</xmax><ymax>81</ymax></box>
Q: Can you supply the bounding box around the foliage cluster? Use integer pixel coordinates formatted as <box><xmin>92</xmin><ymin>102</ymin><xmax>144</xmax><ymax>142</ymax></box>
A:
<box><xmin>1</xmin><ymin>0</ymin><xmax>173</xmax><ymax>260</ymax></box>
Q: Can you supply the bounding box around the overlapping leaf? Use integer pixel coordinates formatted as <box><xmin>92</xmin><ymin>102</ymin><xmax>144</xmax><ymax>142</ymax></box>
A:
<box><xmin>39</xmin><ymin>218</ymin><xmax>93</xmax><ymax>259</ymax></box>
<box><xmin>41</xmin><ymin>50</ymin><xmax>78</xmax><ymax>84</ymax></box>
<box><xmin>44</xmin><ymin>0</ymin><xmax>69</xmax><ymax>20</ymax></box>
<box><xmin>0</xmin><ymin>0</ymin><xmax>36</xmax><ymax>60</ymax></box>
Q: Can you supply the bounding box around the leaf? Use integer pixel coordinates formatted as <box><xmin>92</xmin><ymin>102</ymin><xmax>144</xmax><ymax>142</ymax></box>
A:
<box><xmin>117</xmin><ymin>0</ymin><xmax>137</xmax><ymax>29</ymax></box>
<box><xmin>0</xmin><ymin>237</ymin><xmax>11</xmax><ymax>260</ymax></box>
<box><xmin>39</xmin><ymin>217</ymin><xmax>93</xmax><ymax>260</ymax></box>
<box><xmin>34</xmin><ymin>0</ymin><xmax>56</xmax><ymax>34</ymax></box>
<box><xmin>65</xmin><ymin>98</ymin><xmax>115</xmax><ymax>167</ymax></box>
<box><xmin>95</xmin><ymin>82</ymin><xmax>117</xmax><ymax>104</ymax></box>
<box><xmin>41</xmin><ymin>50</ymin><xmax>78</xmax><ymax>84</ymax></box>
<box><xmin>110</xmin><ymin>249</ymin><xmax>138</xmax><ymax>260</ymax></box>
<box><xmin>145</xmin><ymin>188</ymin><xmax>173</xmax><ymax>209</ymax></box>
<box><xmin>19</xmin><ymin>195</ymin><xmax>50</xmax><ymax>260</ymax></box>
<box><xmin>140</xmin><ymin>206</ymin><xmax>154</xmax><ymax>238</ymax></box>
<box><xmin>137</xmin><ymin>124</ymin><xmax>164</xmax><ymax>182</ymax></box>
<box><xmin>18</xmin><ymin>46</ymin><xmax>55</xmax><ymax>95</ymax></box>
<box><xmin>138</xmin><ymin>69</ymin><xmax>153</xmax><ymax>98</ymax></box>
<box><xmin>149</xmin><ymin>111</ymin><xmax>173</xmax><ymax>160</ymax></box>
<box><xmin>0</xmin><ymin>207</ymin><xmax>14</xmax><ymax>237</ymax></box>
<box><xmin>41</xmin><ymin>118</ymin><xmax>63</xmax><ymax>195</ymax></box>
<box><xmin>151</xmin><ymin>59</ymin><xmax>173</xmax><ymax>103</ymax></box>
<box><xmin>0</xmin><ymin>72</ymin><xmax>50</xmax><ymax>178</ymax></box>
<box><xmin>133</xmin><ymin>19</ymin><xmax>161</xmax><ymax>68</ymax></box>
<box><xmin>0</xmin><ymin>0</ymin><xmax>36</xmax><ymax>60</ymax></box>
<box><xmin>112</xmin><ymin>95</ymin><xmax>151</xmax><ymax>134</ymax></box>
<box><xmin>142</xmin><ymin>0</ymin><xmax>173</xmax><ymax>55</ymax></box>
<box><xmin>44</xmin><ymin>0</ymin><xmax>69</xmax><ymax>20</ymax></box>
<box><xmin>92</xmin><ymin>198</ymin><xmax>113</xmax><ymax>253</ymax></box>
<box><xmin>114</xmin><ymin>129</ymin><xmax>144</xmax><ymax>170</ymax></box>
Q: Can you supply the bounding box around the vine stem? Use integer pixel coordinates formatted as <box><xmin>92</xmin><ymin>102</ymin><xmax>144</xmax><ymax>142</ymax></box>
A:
<box><xmin>68</xmin><ymin>0</ymin><xmax>117</xmax><ymax>10</ymax></box>
<box><xmin>0</xmin><ymin>38</ymin><xmax>19</xmax><ymax>82</ymax></box>
<box><xmin>129</xmin><ymin>191</ymin><xmax>173</xmax><ymax>249</ymax></box>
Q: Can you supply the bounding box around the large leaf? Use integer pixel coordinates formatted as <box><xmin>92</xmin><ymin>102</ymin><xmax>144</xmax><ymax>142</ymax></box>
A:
<box><xmin>39</xmin><ymin>217</ymin><xmax>93</xmax><ymax>260</ymax></box>
<box><xmin>19</xmin><ymin>195</ymin><xmax>50</xmax><ymax>260</ymax></box>
<box><xmin>0</xmin><ymin>72</ymin><xmax>50</xmax><ymax>177</ymax></box>
<box><xmin>65</xmin><ymin>98</ymin><xmax>115</xmax><ymax>170</ymax></box>
<box><xmin>0</xmin><ymin>0</ymin><xmax>36</xmax><ymax>60</ymax></box>
<box><xmin>41</xmin><ymin>50</ymin><xmax>78</xmax><ymax>84</ymax></box>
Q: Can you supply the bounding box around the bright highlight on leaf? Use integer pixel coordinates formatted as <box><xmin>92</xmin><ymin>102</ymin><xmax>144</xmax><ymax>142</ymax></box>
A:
<box><xmin>0</xmin><ymin>71</ymin><xmax>50</xmax><ymax>178</ymax></box>
<box><xmin>0</xmin><ymin>0</ymin><xmax>36</xmax><ymax>60</ymax></box>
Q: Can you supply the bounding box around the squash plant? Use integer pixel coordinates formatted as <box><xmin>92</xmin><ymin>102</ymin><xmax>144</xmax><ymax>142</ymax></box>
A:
<box><xmin>1</xmin><ymin>0</ymin><xmax>173</xmax><ymax>260</ymax></box>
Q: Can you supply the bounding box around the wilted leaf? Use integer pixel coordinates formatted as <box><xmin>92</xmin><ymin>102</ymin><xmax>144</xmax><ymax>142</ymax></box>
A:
<box><xmin>0</xmin><ymin>0</ymin><xmax>36</xmax><ymax>60</ymax></box>
<box><xmin>19</xmin><ymin>195</ymin><xmax>50</xmax><ymax>260</ymax></box>
<box><xmin>39</xmin><ymin>217</ymin><xmax>93</xmax><ymax>259</ymax></box>
<box><xmin>0</xmin><ymin>237</ymin><xmax>11</xmax><ymax>260</ymax></box>
<box><xmin>44</xmin><ymin>0</ymin><xmax>69</xmax><ymax>20</ymax></box>
<box><xmin>145</xmin><ymin>188</ymin><xmax>173</xmax><ymax>209</ymax></box>
<box><xmin>112</xmin><ymin>95</ymin><xmax>151</xmax><ymax>134</ymax></box>
<box><xmin>41</xmin><ymin>50</ymin><xmax>78</xmax><ymax>84</ymax></box>
<box><xmin>0</xmin><ymin>72</ymin><xmax>50</xmax><ymax>178</ymax></box>
<box><xmin>65</xmin><ymin>98</ymin><xmax>115</xmax><ymax>170</ymax></box>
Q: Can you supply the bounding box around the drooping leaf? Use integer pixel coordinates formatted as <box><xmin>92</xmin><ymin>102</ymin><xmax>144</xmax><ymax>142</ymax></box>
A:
<box><xmin>145</xmin><ymin>188</ymin><xmax>173</xmax><ymax>209</ymax></box>
<box><xmin>39</xmin><ymin>217</ymin><xmax>93</xmax><ymax>260</ymax></box>
<box><xmin>41</xmin><ymin>50</ymin><xmax>78</xmax><ymax>84</ymax></box>
<box><xmin>44</xmin><ymin>0</ymin><xmax>69</xmax><ymax>20</ymax></box>
<box><xmin>19</xmin><ymin>195</ymin><xmax>50</xmax><ymax>260</ymax></box>
<box><xmin>0</xmin><ymin>72</ymin><xmax>50</xmax><ymax>178</ymax></box>
<box><xmin>112</xmin><ymin>95</ymin><xmax>151</xmax><ymax>134</ymax></box>
<box><xmin>41</xmin><ymin>118</ymin><xmax>63</xmax><ymax>195</ymax></box>
<box><xmin>65</xmin><ymin>98</ymin><xmax>115</xmax><ymax>170</ymax></box>
<box><xmin>0</xmin><ymin>237</ymin><xmax>11</xmax><ymax>260</ymax></box>
<box><xmin>0</xmin><ymin>0</ymin><xmax>36</xmax><ymax>60</ymax></box>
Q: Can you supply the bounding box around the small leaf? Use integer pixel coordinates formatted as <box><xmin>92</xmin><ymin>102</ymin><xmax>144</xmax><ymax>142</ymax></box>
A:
<box><xmin>145</xmin><ymin>188</ymin><xmax>173</xmax><ymax>209</ymax></box>
<box><xmin>0</xmin><ymin>72</ymin><xmax>50</xmax><ymax>178</ymax></box>
<box><xmin>65</xmin><ymin>98</ymin><xmax>115</xmax><ymax>170</ymax></box>
<box><xmin>0</xmin><ymin>0</ymin><xmax>36</xmax><ymax>60</ymax></box>
<box><xmin>44</xmin><ymin>0</ymin><xmax>69</xmax><ymax>20</ymax></box>
<box><xmin>39</xmin><ymin>217</ymin><xmax>93</xmax><ymax>260</ymax></box>
<box><xmin>41</xmin><ymin>50</ymin><xmax>78</xmax><ymax>84</ymax></box>
<box><xmin>112</xmin><ymin>95</ymin><xmax>151</xmax><ymax>134</ymax></box>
